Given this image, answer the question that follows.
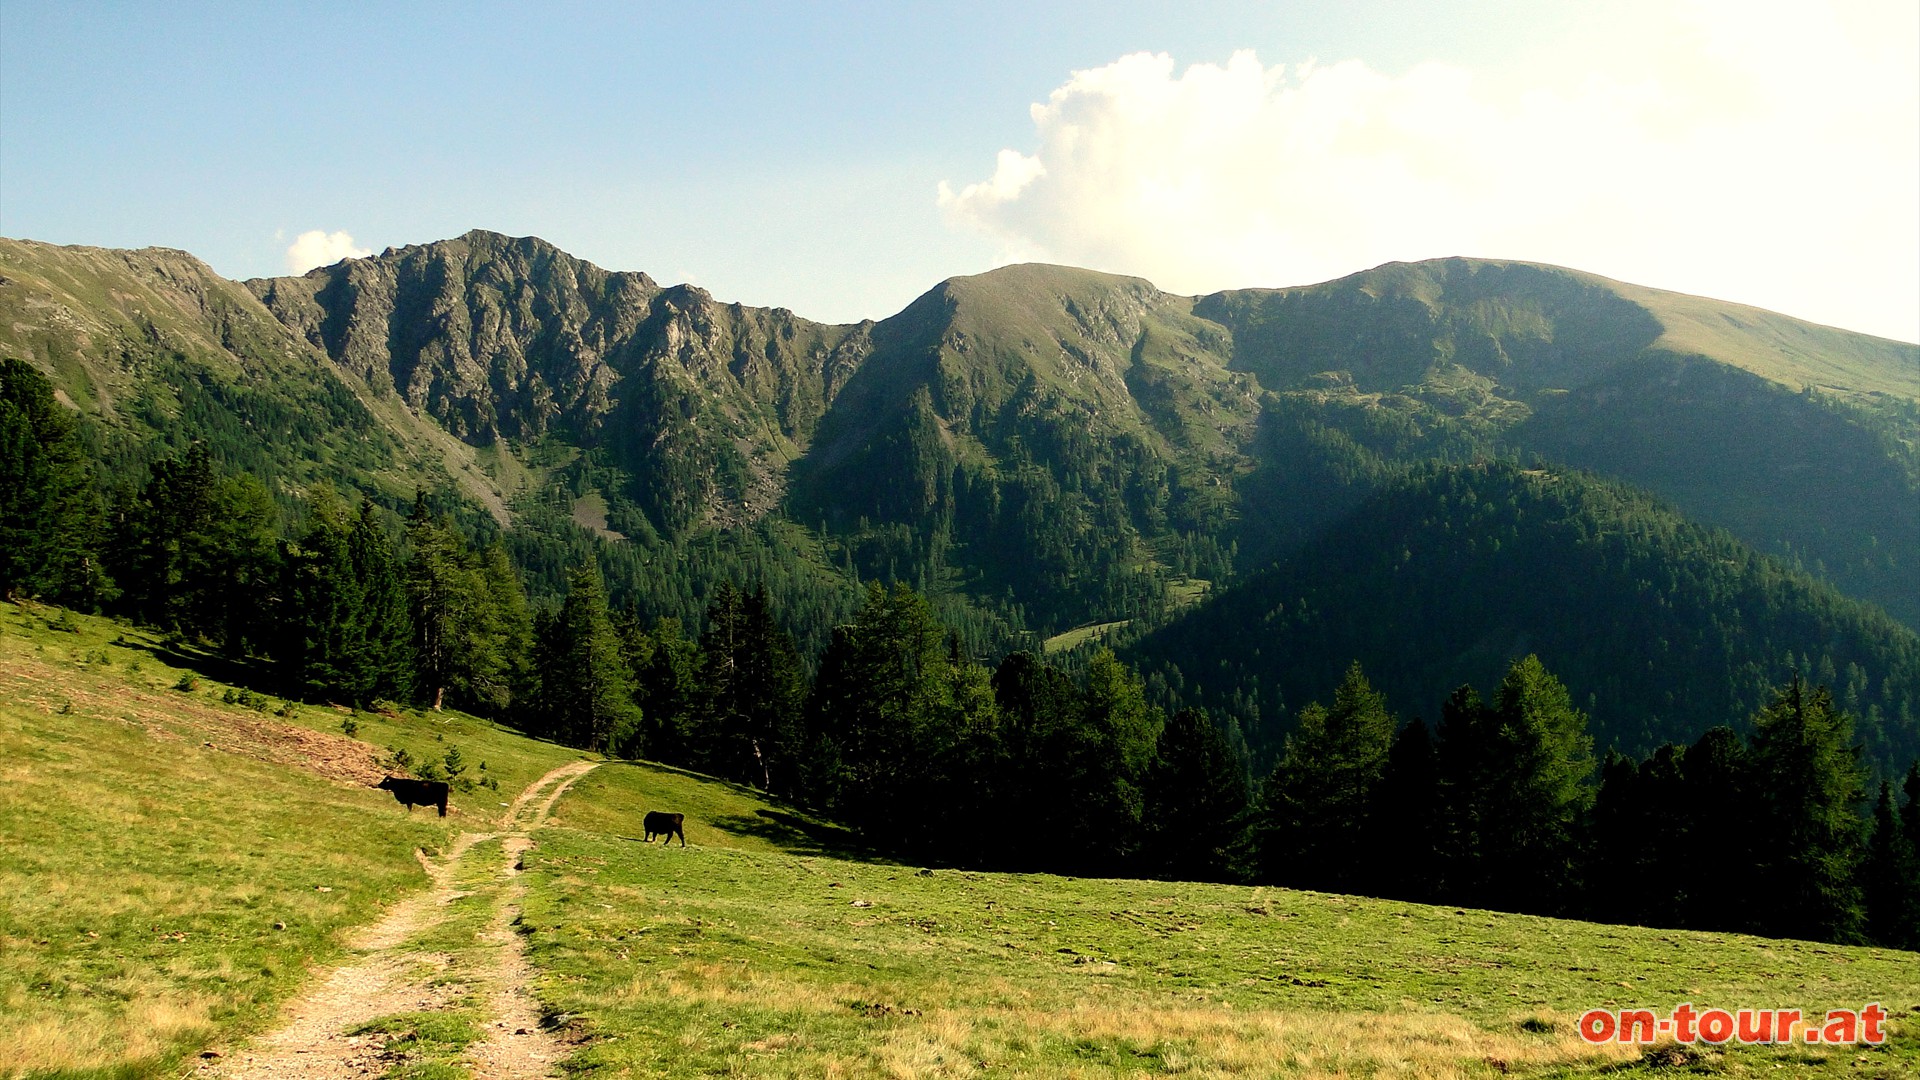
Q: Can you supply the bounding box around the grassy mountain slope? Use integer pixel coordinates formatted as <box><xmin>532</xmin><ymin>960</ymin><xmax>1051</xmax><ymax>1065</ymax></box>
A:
<box><xmin>0</xmin><ymin>238</ymin><xmax>512</xmax><ymax>520</ymax></box>
<box><xmin>1130</xmin><ymin>462</ymin><xmax>1920</xmax><ymax>768</ymax></box>
<box><xmin>523</xmin><ymin>814</ymin><xmax>1917</xmax><ymax>1077</ymax></box>
<box><xmin>1202</xmin><ymin>257</ymin><xmax>1920</xmax><ymax>627</ymax></box>
<box><xmin>791</xmin><ymin>263</ymin><xmax>1256</xmax><ymax>628</ymax></box>
<box><xmin>7</xmin><ymin>607</ymin><xmax>1914</xmax><ymax>1077</ymax></box>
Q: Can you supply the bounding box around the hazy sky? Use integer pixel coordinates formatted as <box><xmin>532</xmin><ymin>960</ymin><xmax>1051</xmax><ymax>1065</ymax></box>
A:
<box><xmin>3</xmin><ymin>1</ymin><xmax>1915</xmax><ymax>341</ymax></box>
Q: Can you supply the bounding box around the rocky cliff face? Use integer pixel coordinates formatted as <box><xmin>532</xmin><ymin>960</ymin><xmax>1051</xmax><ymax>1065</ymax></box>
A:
<box><xmin>249</xmin><ymin>230</ymin><xmax>874</xmax><ymax>530</ymax></box>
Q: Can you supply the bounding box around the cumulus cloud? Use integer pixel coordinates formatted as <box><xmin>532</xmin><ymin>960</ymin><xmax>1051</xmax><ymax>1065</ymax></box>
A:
<box><xmin>285</xmin><ymin>230</ymin><xmax>372</xmax><ymax>274</ymax></box>
<box><xmin>939</xmin><ymin>2</ymin><xmax>1919</xmax><ymax>341</ymax></box>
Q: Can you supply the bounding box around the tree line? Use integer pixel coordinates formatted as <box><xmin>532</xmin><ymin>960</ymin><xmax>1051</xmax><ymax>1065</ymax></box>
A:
<box><xmin>1256</xmin><ymin>660</ymin><xmax>1920</xmax><ymax>950</ymax></box>
<box><xmin>7</xmin><ymin>357</ymin><xmax>1917</xmax><ymax>949</ymax></box>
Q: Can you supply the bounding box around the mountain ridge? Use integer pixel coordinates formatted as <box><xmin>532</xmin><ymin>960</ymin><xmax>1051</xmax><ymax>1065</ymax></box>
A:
<box><xmin>4</xmin><ymin>229</ymin><xmax>1915</xmax><ymax>679</ymax></box>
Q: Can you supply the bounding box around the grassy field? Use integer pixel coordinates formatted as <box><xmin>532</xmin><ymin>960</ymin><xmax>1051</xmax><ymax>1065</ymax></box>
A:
<box><xmin>0</xmin><ymin>601</ymin><xmax>581</xmax><ymax>1077</ymax></box>
<box><xmin>1043</xmin><ymin>621</ymin><xmax>1131</xmax><ymax>655</ymax></box>
<box><xmin>6</xmin><ymin>599</ymin><xmax>1918</xmax><ymax>1079</ymax></box>
<box><xmin>524</xmin><ymin>766</ymin><xmax>1920</xmax><ymax>1078</ymax></box>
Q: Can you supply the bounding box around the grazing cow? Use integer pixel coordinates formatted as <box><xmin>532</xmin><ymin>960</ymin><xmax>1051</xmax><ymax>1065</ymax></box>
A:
<box><xmin>643</xmin><ymin>811</ymin><xmax>686</xmax><ymax>846</ymax></box>
<box><xmin>377</xmin><ymin>776</ymin><xmax>449</xmax><ymax>817</ymax></box>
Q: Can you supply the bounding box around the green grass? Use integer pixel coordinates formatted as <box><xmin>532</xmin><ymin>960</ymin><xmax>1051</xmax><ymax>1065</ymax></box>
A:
<box><xmin>523</xmin><ymin>777</ymin><xmax>1920</xmax><ymax>1078</ymax></box>
<box><xmin>1043</xmin><ymin>620</ymin><xmax>1130</xmax><ymax>654</ymax></box>
<box><xmin>0</xmin><ymin>601</ymin><xmax>587</xmax><ymax>1077</ymax></box>
<box><xmin>0</xmin><ymin>605</ymin><xmax>455</xmax><ymax>1077</ymax></box>
<box><xmin>9</xmin><ymin>599</ymin><xmax>1918</xmax><ymax>1078</ymax></box>
<box><xmin>331</xmin><ymin>704</ymin><xmax>593</xmax><ymax>833</ymax></box>
<box><xmin>547</xmin><ymin>760</ymin><xmax>860</xmax><ymax>857</ymax></box>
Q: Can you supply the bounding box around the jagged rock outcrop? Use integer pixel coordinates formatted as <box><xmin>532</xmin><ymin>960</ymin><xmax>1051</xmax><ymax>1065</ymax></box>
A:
<box><xmin>249</xmin><ymin>230</ymin><xmax>874</xmax><ymax>530</ymax></box>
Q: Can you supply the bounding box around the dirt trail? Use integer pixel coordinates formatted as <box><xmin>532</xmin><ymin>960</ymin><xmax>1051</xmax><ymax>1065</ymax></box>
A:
<box><xmin>202</xmin><ymin>760</ymin><xmax>600</xmax><ymax>1079</ymax></box>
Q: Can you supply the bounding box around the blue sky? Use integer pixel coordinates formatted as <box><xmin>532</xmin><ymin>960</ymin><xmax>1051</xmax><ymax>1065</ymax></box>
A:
<box><xmin>3</xmin><ymin>2</ymin><xmax>1915</xmax><ymax>340</ymax></box>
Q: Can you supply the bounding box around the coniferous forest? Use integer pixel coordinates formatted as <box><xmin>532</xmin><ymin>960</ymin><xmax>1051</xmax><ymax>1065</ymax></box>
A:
<box><xmin>5</xmin><ymin>234</ymin><xmax>1920</xmax><ymax>956</ymax></box>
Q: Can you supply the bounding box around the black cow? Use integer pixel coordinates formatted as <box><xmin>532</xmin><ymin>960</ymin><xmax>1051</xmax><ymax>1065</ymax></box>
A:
<box><xmin>643</xmin><ymin>811</ymin><xmax>686</xmax><ymax>846</ymax></box>
<box><xmin>377</xmin><ymin>776</ymin><xmax>449</xmax><ymax>817</ymax></box>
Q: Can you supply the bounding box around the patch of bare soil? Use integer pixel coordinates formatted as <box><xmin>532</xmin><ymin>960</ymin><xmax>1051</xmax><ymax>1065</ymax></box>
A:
<box><xmin>464</xmin><ymin>836</ymin><xmax>567</xmax><ymax>1080</ymax></box>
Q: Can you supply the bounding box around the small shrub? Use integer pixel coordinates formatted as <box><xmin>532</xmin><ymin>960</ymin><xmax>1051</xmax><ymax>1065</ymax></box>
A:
<box><xmin>340</xmin><ymin>716</ymin><xmax>360</xmax><ymax>738</ymax></box>
<box><xmin>380</xmin><ymin>746</ymin><xmax>415</xmax><ymax>776</ymax></box>
<box><xmin>273</xmin><ymin>700</ymin><xmax>298</xmax><ymax>719</ymax></box>
<box><xmin>173</xmin><ymin>674</ymin><xmax>199</xmax><ymax>692</ymax></box>
<box><xmin>221</xmin><ymin>687</ymin><xmax>270</xmax><ymax>711</ymax></box>
<box><xmin>48</xmin><ymin>610</ymin><xmax>79</xmax><ymax>634</ymax></box>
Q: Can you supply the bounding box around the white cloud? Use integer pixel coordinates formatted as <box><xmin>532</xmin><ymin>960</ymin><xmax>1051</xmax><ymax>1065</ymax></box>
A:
<box><xmin>939</xmin><ymin>2</ymin><xmax>1920</xmax><ymax>341</ymax></box>
<box><xmin>284</xmin><ymin>229</ymin><xmax>372</xmax><ymax>274</ymax></box>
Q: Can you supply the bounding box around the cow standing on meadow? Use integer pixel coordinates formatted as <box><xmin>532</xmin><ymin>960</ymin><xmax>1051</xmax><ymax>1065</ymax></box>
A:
<box><xmin>643</xmin><ymin>811</ymin><xmax>686</xmax><ymax>846</ymax></box>
<box><xmin>378</xmin><ymin>776</ymin><xmax>450</xmax><ymax>817</ymax></box>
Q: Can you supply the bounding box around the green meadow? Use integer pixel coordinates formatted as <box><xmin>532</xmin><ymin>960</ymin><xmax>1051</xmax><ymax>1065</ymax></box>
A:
<box><xmin>523</xmin><ymin>766</ymin><xmax>1920</xmax><ymax>1079</ymax></box>
<box><xmin>3</xmin><ymin>602</ymin><xmax>1916</xmax><ymax>1079</ymax></box>
<box><xmin>0</xmin><ymin>602</ymin><xmax>578</xmax><ymax>1076</ymax></box>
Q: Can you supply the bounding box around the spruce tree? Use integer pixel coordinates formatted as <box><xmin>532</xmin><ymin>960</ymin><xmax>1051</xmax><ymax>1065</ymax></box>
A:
<box><xmin>0</xmin><ymin>358</ymin><xmax>107</xmax><ymax>606</ymax></box>
<box><xmin>1676</xmin><ymin>725</ymin><xmax>1756</xmax><ymax>932</ymax></box>
<box><xmin>349</xmin><ymin>501</ymin><xmax>416</xmax><ymax>704</ymax></box>
<box><xmin>278</xmin><ymin>492</ymin><xmax>365</xmax><ymax>700</ymax></box>
<box><xmin>405</xmin><ymin>494</ymin><xmax>470</xmax><ymax>711</ymax></box>
<box><xmin>1862</xmin><ymin>778</ymin><xmax>1920</xmax><ymax>949</ymax></box>
<box><xmin>988</xmin><ymin>650</ymin><xmax>1084</xmax><ymax>869</ymax></box>
<box><xmin>631</xmin><ymin>617</ymin><xmax>699</xmax><ymax>767</ymax></box>
<box><xmin>1072</xmin><ymin>649</ymin><xmax>1165</xmax><ymax>871</ymax></box>
<box><xmin>1143</xmin><ymin>708</ymin><xmax>1251</xmax><ymax>883</ymax></box>
<box><xmin>1364</xmin><ymin>717</ymin><xmax>1443</xmax><ymax>901</ymax></box>
<box><xmin>535</xmin><ymin>564</ymin><xmax>640</xmax><ymax>754</ymax></box>
<box><xmin>697</xmin><ymin>585</ymin><xmax>805</xmax><ymax>793</ymax></box>
<box><xmin>1903</xmin><ymin>763</ymin><xmax>1920</xmax><ymax>854</ymax></box>
<box><xmin>403</xmin><ymin>497</ymin><xmax>524</xmax><ymax>714</ymax></box>
<box><xmin>1746</xmin><ymin>678</ymin><xmax>1868</xmax><ymax>943</ymax></box>
<box><xmin>1437</xmin><ymin>656</ymin><xmax>1595</xmax><ymax>914</ymax></box>
<box><xmin>1584</xmin><ymin>751</ymin><xmax>1646</xmax><ymax>924</ymax></box>
<box><xmin>805</xmin><ymin>582</ymin><xmax>956</xmax><ymax>844</ymax></box>
<box><xmin>115</xmin><ymin>445</ymin><xmax>278</xmax><ymax>653</ymax></box>
<box><xmin>803</xmin><ymin>583</ymin><xmax>1002</xmax><ymax>857</ymax></box>
<box><xmin>1258</xmin><ymin>662</ymin><xmax>1395</xmax><ymax>892</ymax></box>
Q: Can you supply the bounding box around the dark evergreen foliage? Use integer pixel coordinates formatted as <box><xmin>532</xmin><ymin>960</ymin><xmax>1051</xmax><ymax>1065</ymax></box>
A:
<box><xmin>693</xmin><ymin>584</ymin><xmax>806</xmax><ymax>794</ymax></box>
<box><xmin>1132</xmin><ymin>462</ymin><xmax>1920</xmax><ymax>773</ymax></box>
<box><xmin>1143</xmin><ymin>708</ymin><xmax>1252</xmax><ymax>882</ymax></box>
<box><xmin>0</xmin><ymin>358</ymin><xmax>108</xmax><ymax>606</ymax></box>
<box><xmin>528</xmin><ymin>564</ymin><xmax>640</xmax><ymax>753</ymax></box>
<box><xmin>1363</xmin><ymin>718</ymin><xmax>1443</xmax><ymax>900</ymax></box>
<box><xmin>1862</xmin><ymin>779</ymin><xmax>1920</xmax><ymax>949</ymax></box>
<box><xmin>1745</xmin><ymin>679</ymin><xmax>1868</xmax><ymax>943</ymax></box>
<box><xmin>110</xmin><ymin>443</ymin><xmax>280</xmax><ymax>654</ymax></box>
<box><xmin>1254</xmin><ymin>662</ymin><xmax>1396</xmax><ymax>892</ymax></box>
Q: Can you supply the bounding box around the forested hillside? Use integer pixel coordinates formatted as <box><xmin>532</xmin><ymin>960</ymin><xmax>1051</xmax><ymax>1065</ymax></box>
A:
<box><xmin>1131</xmin><ymin>462</ymin><xmax>1920</xmax><ymax>770</ymax></box>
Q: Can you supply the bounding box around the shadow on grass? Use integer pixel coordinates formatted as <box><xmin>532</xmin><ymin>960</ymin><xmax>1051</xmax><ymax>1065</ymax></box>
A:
<box><xmin>706</xmin><ymin>809</ymin><xmax>871</xmax><ymax>860</ymax></box>
<box><xmin>118</xmin><ymin>633</ymin><xmax>262</xmax><ymax>691</ymax></box>
<box><xmin>601</xmin><ymin>760</ymin><xmax>880</xmax><ymax>861</ymax></box>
